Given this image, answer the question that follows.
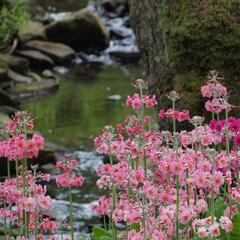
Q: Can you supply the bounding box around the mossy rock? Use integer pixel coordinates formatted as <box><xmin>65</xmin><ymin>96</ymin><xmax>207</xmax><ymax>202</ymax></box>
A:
<box><xmin>18</xmin><ymin>21</ymin><xmax>46</xmax><ymax>42</ymax></box>
<box><xmin>0</xmin><ymin>54</ymin><xmax>29</xmax><ymax>74</ymax></box>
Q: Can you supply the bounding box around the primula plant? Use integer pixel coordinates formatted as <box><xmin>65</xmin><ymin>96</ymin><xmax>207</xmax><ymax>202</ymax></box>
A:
<box><xmin>93</xmin><ymin>71</ymin><xmax>240</xmax><ymax>240</ymax></box>
<box><xmin>0</xmin><ymin>111</ymin><xmax>84</xmax><ymax>240</ymax></box>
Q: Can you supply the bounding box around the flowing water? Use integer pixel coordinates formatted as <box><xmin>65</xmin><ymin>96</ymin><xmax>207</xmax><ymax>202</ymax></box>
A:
<box><xmin>22</xmin><ymin>0</ymin><xmax>142</xmax><ymax>236</ymax></box>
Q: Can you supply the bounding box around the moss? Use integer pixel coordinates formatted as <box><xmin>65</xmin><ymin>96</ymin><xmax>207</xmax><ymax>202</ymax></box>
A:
<box><xmin>161</xmin><ymin>1</ymin><xmax>240</xmax><ymax>75</ymax></box>
<box><xmin>158</xmin><ymin>0</ymin><xmax>240</xmax><ymax>114</ymax></box>
<box><xmin>160</xmin><ymin>0</ymin><xmax>240</xmax><ymax>75</ymax></box>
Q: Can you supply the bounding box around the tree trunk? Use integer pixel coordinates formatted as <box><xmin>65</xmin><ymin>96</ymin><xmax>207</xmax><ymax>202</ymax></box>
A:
<box><xmin>128</xmin><ymin>0</ymin><xmax>240</xmax><ymax>115</ymax></box>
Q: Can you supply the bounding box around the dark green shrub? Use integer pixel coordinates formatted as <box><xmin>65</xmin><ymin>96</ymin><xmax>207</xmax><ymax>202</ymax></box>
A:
<box><xmin>0</xmin><ymin>0</ymin><xmax>29</xmax><ymax>49</ymax></box>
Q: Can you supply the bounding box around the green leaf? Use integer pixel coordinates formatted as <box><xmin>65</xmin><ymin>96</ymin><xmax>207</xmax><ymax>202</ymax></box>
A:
<box><xmin>127</xmin><ymin>223</ymin><xmax>140</xmax><ymax>232</ymax></box>
<box><xmin>230</xmin><ymin>213</ymin><xmax>240</xmax><ymax>240</ymax></box>
<box><xmin>99</xmin><ymin>237</ymin><xmax>113</xmax><ymax>240</ymax></box>
<box><xmin>214</xmin><ymin>197</ymin><xmax>227</xmax><ymax>219</ymax></box>
<box><xmin>92</xmin><ymin>226</ymin><xmax>113</xmax><ymax>240</ymax></box>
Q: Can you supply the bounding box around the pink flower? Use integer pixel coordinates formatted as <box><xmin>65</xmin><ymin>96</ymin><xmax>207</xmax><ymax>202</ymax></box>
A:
<box><xmin>135</xmin><ymin>168</ymin><xmax>144</xmax><ymax>183</ymax></box>
<box><xmin>201</xmin><ymin>135</ymin><xmax>213</xmax><ymax>146</ymax></box>
<box><xmin>125</xmin><ymin>211</ymin><xmax>141</xmax><ymax>225</ymax></box>
<box><xmin>145</xmin><ymin>95</ymin><xmax>157</xmax><ymax>108</ymax></box>
<box><xmin>170</xmin><ymin>161</ymin><xmax>184</xmax><ymax>175</ymax></box>
<box><xmin>20</xmin><ymin>197</ymin><xmax>36</xmax><ymax>212</ymax></box>
<box><xmin>180</xmin><ymin>208</ymin><xmax>192</xmax><ymax>224</ymax></box>
<box><xmin>38</xmin><ymin>195</ymin><xmax>52</xmax><ymax>209</ymax></box>
<box><xmin>220</xmin><ymin>216</ymin><xmax>233</xmax><ymax>232</ymax></box>
<box><xmin>40</xmin><ymin>218</ymin><xmax>59</xmax><ymax>233</ymax></box>
<box><xmin>16</xmin><ymin>237</ymin><xmax>30</xmax><ymax>240</ymax></box>
<box><xmin>211</xmin><ymin>171</ymin><xmax>224</xmax><ymax>188</ymax></box>
<box><xmin>152</xmin><ymin>230</ymin><xmax>167</xmax><ymax>240</ymax></box>
<box><xmin>197</xmin><ymin>227</ymin><xmax>209</xmax><ymax>238</ymax></box>
<box><xmin>127</xmin><ymin>230</ymin><xmax>143</xmax><ymax>240</ymax></box>
<box><xmin>233</xmin><ymin>134</ymin><xmax>240</xmax><ymax>146</ymax></box>
<box><xmin>56</xmin><ymin>173</ymin><xmax>84</xmax><ymax>188</ymax></box>
<box><xmin>209</xmin><ymin>223</ymin><xmax>220</xmax><ymax>237</ymax></box>
<box><xmin>92</xmin><ymin>196</ymin><xmax>110</xmax><ymax>216</ymax></box>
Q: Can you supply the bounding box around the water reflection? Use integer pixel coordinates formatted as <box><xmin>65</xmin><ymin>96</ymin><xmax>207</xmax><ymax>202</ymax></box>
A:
<box><xmin>23</xmin><ymin>64</ymin><xmax>140</xmax><ymax>150</ymax></box>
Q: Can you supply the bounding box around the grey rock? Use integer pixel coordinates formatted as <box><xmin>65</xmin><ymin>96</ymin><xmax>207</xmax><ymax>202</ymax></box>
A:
<box><xmin>42</xmin><ymin>69</ymin><xmax>56</xmax><ymax>79</ymax></box>
<box><xmin>16</xmin><ymin>50</ymin><xmax>54</xmax><ymax>68</ymax></box>
<box><xmin>0</xmin><ymin>54</ymin><xmax>29</xmax><ymax>74</ymax></box>
<box><xmin>7</xmin><ymin>69</ymin><xmax>33</xmax><ymax>83</ymax></box>
<box><xmin>18</xmin><ymin>21</ymin><xmax>46</xmax><ymax>42</ymax></box>
<box><xmin>46</xmin><ymin>9</ymin><xmax>109</xmax><ymax>51</ymax></box>
<box><xmin>24</xmin><ymin>40</ymin><xmax>75</xmax><ymax>63</ymax></box>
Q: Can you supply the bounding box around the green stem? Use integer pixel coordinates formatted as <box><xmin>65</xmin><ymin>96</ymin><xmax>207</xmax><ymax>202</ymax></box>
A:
<box><xmin>34</xmin><ymin>169</ymin><xmax>38</xmax><ymax>240</ymax></box>
<box><xmin>15</xmin><ymin>160</ymin><xmax>21</xmax><ymax>235</ymax></box>
<box><xmin>3</xmin><ymin>201</ymin><xmax>7</xmax><ymax>238</ymax></box>
<box><xmin>139</xmin><ymin>86</ymin><xmax>147</xmax><ymax>176</ymax></box>
<box><xmin>211</xmin><ymin>186</ymin><xmax>214</xmax><ymax>224</ymax></box>
<box><xmin>7</xmin><ymin>159</ymin><xmax>10</xmax><ymax>177</ymax></box>
<box><xmin>173</xmin><ymin>100</ymin><xmax>176</xmax><ymax>133</ymax></box>
<box><xmin>176</xmin><ymin>175</ymin><xmax>180</xmax><ymax>240</ymax></box>
<box><xmin>68</xmin><ymin>186</ymin><xmax>74</xmax><ymax>240</ymax></box>
<box><xmin>103</xmin><ymin>215</ymin><xmax>107</xmax><ymax>230</ymax></box>
<box><xmin>108</xmin><ymin>142</ymin><xmax>117</xmax><ymax>239</ymax></box>
<box><xmin>142</xmin><ymin>194</ymin><xmax>146</xmax><ymax>240</ymax></box>
<box><xmin>21</xmin><ymin>127</ymin><xmax>28</xmax><ymax>236</ymax></box>
<box><xmin>186</xmin><ymin>169</ymin><xmax>190</xmax><ymax>206</ymax></box>
<box><xmin>172</xmin><ymin>99</ymin><xmax>179</xmax><ymax>240</ymax></box>
<box><xmin>7</xmin><ymin>159</ymin><xmax>12</xmax><ymax>235</ymax></box>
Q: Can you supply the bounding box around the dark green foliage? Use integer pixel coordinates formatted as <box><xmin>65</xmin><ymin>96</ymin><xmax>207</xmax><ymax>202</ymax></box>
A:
<box><xmin>159</xmin><ymin>0</ymin><xmax>240</xmax><ymax>115</ymax></box>
<box><xmin>160</xmin><ymin>0</ymin><xmax>240</xmax><ymax>76</ymax></box>
<box><xmin>0</xmin><ymin>0</ymin><xmax>29</xmax><ymax>49</ymax></box>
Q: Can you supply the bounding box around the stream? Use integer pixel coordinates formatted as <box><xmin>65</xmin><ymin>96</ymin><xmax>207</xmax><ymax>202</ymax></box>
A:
<box><xmin>22</xmin><ymin>0</ymin><xmax>142</xmax><ymax>237</ymax></box>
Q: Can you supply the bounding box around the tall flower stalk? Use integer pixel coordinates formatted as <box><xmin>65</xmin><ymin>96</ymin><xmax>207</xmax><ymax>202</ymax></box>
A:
<box><xmin>56</xmin><ymin>157</ymin><xmax>84</xmax><ymax>240</ymax></box>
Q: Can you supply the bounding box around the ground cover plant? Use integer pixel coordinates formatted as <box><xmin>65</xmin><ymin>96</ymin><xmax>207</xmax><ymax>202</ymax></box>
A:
<box><xmin>0</xmin><ymin>70</ymin><xmax>239</xmax><ymax>239</ymax></box>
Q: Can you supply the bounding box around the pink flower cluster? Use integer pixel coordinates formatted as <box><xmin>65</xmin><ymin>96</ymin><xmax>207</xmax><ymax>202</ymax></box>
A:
<box><xmin>56</xmin><ymin>159</ymin><xmax>84</xmax><ymax>188</ymax></box>
<box><xmin>159</xmin><ymin>109</ymin><xmax>190</xmax><ymax>122</ymax></box>
<box><xmin>0</xmin><ymin>133</ymin><xmax>44</xmax><ymax>160</ymax></box>
<box><xmin>0</xmin><ymin>112</ymin><xmax>61</xmax><ymax>238</ymax></box>
<box><xmin>126</xmin><ymin>93</ymin><xmax>157</xmax><ymax>110</ymax></box>
<box><xmin>0</xmin><ymin>170</ymin><xmax>55</xmax><ymax>233</ymax></box>
<box><xmin>201</xmin><ymin>70</ymin><xmax>229</xmax><ymax>113</ymax></box>
<box><xmin>93</xmin><ymin>75</ymin><xmax>240</xmax><ymax>239</ymax></box>
<box><xmin>210</xmin><ymin>117</ymin><xmax>240</xmax><ymax>146</ymax></box>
